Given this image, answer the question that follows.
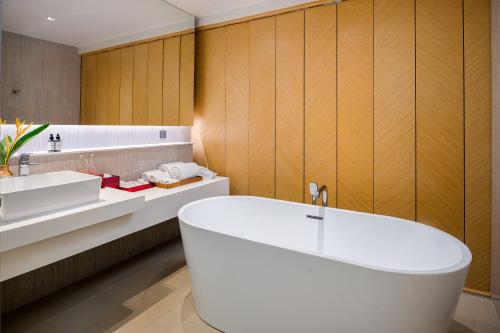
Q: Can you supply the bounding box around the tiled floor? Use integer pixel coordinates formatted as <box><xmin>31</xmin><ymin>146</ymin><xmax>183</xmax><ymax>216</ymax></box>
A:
<box><xmin>1</xmin><ymin>239</ymin><xmax>499</xmax><ymax>333</ymax></box>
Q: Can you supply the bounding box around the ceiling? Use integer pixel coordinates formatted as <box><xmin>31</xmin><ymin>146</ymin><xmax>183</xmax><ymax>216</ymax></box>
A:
<box><xmin>2</xmin><ymin>0</ymin><xmax>194</xmax><ymax>53</ymax></box>
<box><xmin>2</xmin><ymin>0</ymin><xmax>313</xmax><ymax>53</ymax></box>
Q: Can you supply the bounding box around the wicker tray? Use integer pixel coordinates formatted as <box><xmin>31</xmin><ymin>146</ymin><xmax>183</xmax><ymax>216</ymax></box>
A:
<box><xmin>153</xmin><ymin>176</ymin><xmax>203</xmax><ymax>189</ymax></box>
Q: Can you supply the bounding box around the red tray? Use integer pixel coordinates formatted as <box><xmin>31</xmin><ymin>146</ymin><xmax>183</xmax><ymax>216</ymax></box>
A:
<box><xmin>119</xmin><ymin>183</ymin><xmax>153</xmax><ymax>192</ymax></box>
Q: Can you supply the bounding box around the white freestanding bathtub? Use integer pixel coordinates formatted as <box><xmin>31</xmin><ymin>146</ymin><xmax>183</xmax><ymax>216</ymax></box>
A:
<box><xmin>178</xmin><ymin>196</ymin><xmax>471</xmax><ymax>333</ymax></box>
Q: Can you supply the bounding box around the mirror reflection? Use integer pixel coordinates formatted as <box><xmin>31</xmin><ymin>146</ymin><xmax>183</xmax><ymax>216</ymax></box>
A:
<box><xmin>0</xmin><ymin>0</ymin><xmax>195</xmax><ymax>125</ymax></box>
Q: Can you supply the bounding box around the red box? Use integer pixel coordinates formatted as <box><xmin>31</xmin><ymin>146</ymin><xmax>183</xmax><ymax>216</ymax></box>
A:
<box><xmin>99</xmin><ymin>174</ymin><xmax>120</xmax><ymax>189</ymax></box>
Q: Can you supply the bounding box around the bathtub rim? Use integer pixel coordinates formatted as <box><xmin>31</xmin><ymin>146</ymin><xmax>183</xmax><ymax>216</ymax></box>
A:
<box><xmin>178</xmin><ymin>195</ymin><xmax>472</xmax><ymax>276</ymax></box>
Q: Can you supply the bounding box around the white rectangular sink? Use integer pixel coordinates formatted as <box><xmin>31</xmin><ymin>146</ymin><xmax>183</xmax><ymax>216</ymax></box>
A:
<box><xmin>0</xmin><ymin>171</ymin><xmax>102</xmax><ymax>221</ymax></box>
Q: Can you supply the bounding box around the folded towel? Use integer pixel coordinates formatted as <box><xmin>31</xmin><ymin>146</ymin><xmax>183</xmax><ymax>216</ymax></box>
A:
<box><xmin>157</xmin><ymin>178</ymin><xmax>179</xmax><ymax>185</ymax></box>
<box><xmin>141</xmin><ymin>170</ymin><xmax>164</xmax><ymax>182</ymax></box>
<box><xmin>198</xmin><ymin>167</ymin><xmax>217</xmax><ymax>180</ymax></box>
<box><xmin>158</xmin><ymin>162</ymin><xmax>184</xmax><ymax>173</ymax></box>
<box><xmin>169</xmin><ymin>162</ymin><xmax>201</xmax><ymax>180</ymax></box>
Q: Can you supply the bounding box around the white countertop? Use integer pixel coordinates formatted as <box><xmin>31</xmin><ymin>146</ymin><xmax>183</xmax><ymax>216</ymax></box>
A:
<box><xmin>0</xmin><ymin>176</ymin><xmax>230</xmax><ymax>281</ymax></box>
<box><xmin>0</xmin><ymin>177</ymin><xmax>228</xmax><ymax>253</ymax></box>
<box><xmin>0</xmin><ymin>187</ymin><xmax>145</xmax><ymax>252</ymax></box>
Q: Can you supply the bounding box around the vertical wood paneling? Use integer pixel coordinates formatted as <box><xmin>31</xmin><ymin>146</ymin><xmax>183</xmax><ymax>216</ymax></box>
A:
<box><xmin>180</xmin><ymin>33</ymin><xmax>195</xmax><ymax>126</ymax></box>
<box><xmin>119</xmin><ymin>47</ymin><xmax>134</xmax><ymax>125</ymax></box>
<box><xmin>226</xmin><ymin>23</ymin><xmax>250</xmax><ymax>195</ymax></box>
<box><xmin>249</xmin><ymin>17</ymin><xmax>276</xmax><ymax>198</ymax></box>
<box><xmin>95</xmin><ymin>52</ymin><xmax>108</xmax><ymax>125</ymax></box>
<box><xmin>493</xmin><ymin>0</ymin><xmax>500</xmax><ymax>300</ymax></box>
<box><xmin>276</xmin><ymin>11</ymin><xmax>304</xmax><ymax>203</ymax></box>
<box><xmin>163</xmin><ymin>37</ymin><xmax>181</xmax><ymax>125</ymax></box>
<box><xmin>374</xmin><ymin>0</ymin><xmax>415</xmax><ymax>220</ymax></box>
<box><xmin>85</xmin><ymin>54</ymin><xmax>97</xmax><ymax>125</ymax></box>
<box><xmin>195</xmin><ymin>28</ymin><xmax>226</xmax><ymax>175</ymax></box>
<box><xmin>337</xmin><ymin>0</ymin><xmax>374</xmax><ymax>212</ymax></box>
<box><xmin>147</xmin><ymin>40</ymin><xmax>163</xmax><ymax>125</ymax></box>
<box><xmin>416</xmin><ymin>0</ymin><xmax>464</xmax><ymax>240</ymax></box>
<box><xmin>464</xmin><ymin>0</ymin><xmax>491</xmax><ymax>292</ymax></box>
<box><xmin>80</xmin><ymin>56</ymin><xmax>88</xmax><ymax>124</ymax></box>
<box><xmin>305</xmin><ymin>5</ymin><xmax>336</xmax><ymax>207</ymax></box>
<box><xmin>107</xmin><ymin>49</ymin><xmax>121</xmax><ymax>125</ymax></box>
<box><xmin>133</xmin><ymin>44</ymin><xmax>148</xmax><ymax>125</ymax></box>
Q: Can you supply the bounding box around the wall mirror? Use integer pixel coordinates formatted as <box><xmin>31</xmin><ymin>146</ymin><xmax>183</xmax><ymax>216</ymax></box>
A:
<box><xmin>0</xmin><ymin>0</ymin><xmax>195</xmax><ymax>125</ymax></box>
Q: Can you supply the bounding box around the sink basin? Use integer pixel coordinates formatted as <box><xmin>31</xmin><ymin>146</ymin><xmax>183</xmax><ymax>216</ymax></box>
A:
<box><xmin>0</xmin><ymin>171</ymin><xmax>102</xmax><ymax>221</ymax></box>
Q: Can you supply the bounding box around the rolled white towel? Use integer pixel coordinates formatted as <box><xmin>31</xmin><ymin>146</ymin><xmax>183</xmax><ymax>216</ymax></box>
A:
<box><xmin>141</xmin><ymin>170</ymin><xmax>164</xmax><ymax>182</ymax></box>
<box><xmin>169</xmin><ymin>162</ymin><xmax>201</xmax><ymax>180</ymax></box>
<box><xmin>158</xmin><ymin>162</ymin><xmax>184</xmax><ymax>173</ymax></box>
<box><xmin>198</xmin><ymin>167</ymin><xmax>217</xmax><ymax>180</ymax></box>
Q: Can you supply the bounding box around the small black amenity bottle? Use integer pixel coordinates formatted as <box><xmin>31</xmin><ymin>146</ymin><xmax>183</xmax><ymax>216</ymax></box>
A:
<box><xmin>48</xmin><ymin>134</ymin><xmax>55</xmax><ymax>152</ymax></box>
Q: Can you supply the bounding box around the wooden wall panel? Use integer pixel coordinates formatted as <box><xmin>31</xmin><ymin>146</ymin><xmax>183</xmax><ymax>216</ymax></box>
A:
<box><xmin>226</xmin><ymin>23</ymin><xmax>250</xmax><ymax>195</ymax></box>
<box><xmin>337</xmin><ymin>0</ymin><xmax>374</xmax><ymax>212</ymax></box>
<box><xmin>416</xmin><ymin>0</ymin><xmax>464</xmax><ymax>240</ymax></box>
<box><xmin>132</xmin><ymin>44</ymin><xmax>148</xmax><ymax>125</ymax></box>
<box><xmin>119</xmin><ymin>47</ymin><xmax>134</xmax><ymax>125</ymax></box>
<box><xmin>80</xmin><ymin>56</ymin><xmax>88</xmax><ymax>124</ymax></box>
<box><xmin>107</xmin><ymin>49</ymin><xmax>121</xmax><ymax>125</ymax></box>
<box><xmin>180</xmin><ymin>33</ymin><xmax>195</xmax><ymax>126</ymax></box>
<box><xmin>163</xmin><ymin>37</ymin><xmax>181</xmax><ymax>125</ymax></box>
<box><xmin>464</xmin><ymin>0</ymin><xmax>491</xmax><ymax>292</ymax></box>
<box><xmin>85</xmin><ymin>54</ymin><xmax>97</xmax><ymax>125</ymax></box>
<box><xmin>195</xmin><ymin>28</ymin><xmax>226</xmax><ymax>175</ymax></box>
<box><xmin>249</xmin><ymin>17</ymin><xmax>276</xmax><ymax>198</ymax></box>
<box><xmin>305</xmin><ymin>5</ymin><xmax>336</xmax><ymax>207</ymax></box>
<box><xmin>95</xmin><ymin>52</ymin><xmax>108</xmax><ymax>125</ymax></box>
<box><xmin>493</xmin><ymin>0</ymin><xmax>500</xmax><ymax>300</ymax></box>
<box><xmin>374</xmin><ymin>0</ymin><xmax>415</xmax><ymax>220</ymax></box>
<box><xmin>147</xmin><ymin>40</ymin><xmax>163</xmax><ymax>125</ymax></box>
<box><xmin>275</xmin><ymin>11</ymin><xmax>304</xmax><ymax>203</ymax></box>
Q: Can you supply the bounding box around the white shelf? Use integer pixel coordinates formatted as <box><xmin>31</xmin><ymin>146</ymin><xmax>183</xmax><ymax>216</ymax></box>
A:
<box><xmin>11</xmin><ymin>142</ymin><xmax>193</xmax><ymax>159</ymax></box>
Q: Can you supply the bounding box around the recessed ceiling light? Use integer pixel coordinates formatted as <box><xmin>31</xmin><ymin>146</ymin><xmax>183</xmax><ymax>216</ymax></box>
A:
<box><xmin>46</xmin><ymin>16</ymin><xmax>56</xmax><ymax>22</ymax></box>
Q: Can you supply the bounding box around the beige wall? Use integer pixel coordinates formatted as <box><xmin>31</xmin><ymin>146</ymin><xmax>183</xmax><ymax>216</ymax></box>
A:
<box><xmin>0</xmin><ymin>31</ymin><xmax>81</xmax><ymax>124</ymax></box>
<box><xmin>492</xmin><ymin>0</ymin><xmax>500</xmax><ymax>300</ymax></box>
<box><xmin>194</xmin><ymin>0</ymin><xmax>493</xmax><ymax>294</ymax></box>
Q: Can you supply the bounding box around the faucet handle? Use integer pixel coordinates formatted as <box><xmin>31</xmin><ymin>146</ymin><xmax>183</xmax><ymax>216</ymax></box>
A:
<box><xmin>309</xmin><ymin>182</ymin><xmax>318</xmax><ymax>196</ymax></box>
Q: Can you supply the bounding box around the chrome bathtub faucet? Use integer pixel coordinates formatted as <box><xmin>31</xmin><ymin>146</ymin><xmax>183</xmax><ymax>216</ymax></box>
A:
<box><xmin>18</xmin><ymin>153</ymin><xmax>38</xmax><ymax>176</ymax></box>
<box><xmin>307</xmin><ymin>182</ymin><xmax>328</xmax><ymax>220</ymax></box>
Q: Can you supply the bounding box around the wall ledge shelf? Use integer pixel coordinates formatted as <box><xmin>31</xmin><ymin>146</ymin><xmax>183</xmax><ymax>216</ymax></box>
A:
<box><xmin>11</xmin><ymin>142</ymin><xmax>193</xmax><ymax>160</ymax></box>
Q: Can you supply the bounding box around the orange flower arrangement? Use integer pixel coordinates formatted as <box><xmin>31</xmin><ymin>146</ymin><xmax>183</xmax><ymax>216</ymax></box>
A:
<box><xmin>0</xmin><ymin>118</ymin><xmax>49</xmax><ymax>176</ymax></box>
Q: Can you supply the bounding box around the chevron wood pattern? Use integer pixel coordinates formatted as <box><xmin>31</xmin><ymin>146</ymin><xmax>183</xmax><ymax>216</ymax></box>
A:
<box><xmin>107</xmin><ymin>49</ymin><xmax>121</xmax><ymax>125</ymax></box>
<box><xmin>337</xmin><ymin>0</ymin><xmax>374</xmax><ymax>213</ymax></box>
<box><xmin>374</xmin><ymin>0</ymin><xmax>415</xmax><ymax>220</ymax></box>
<box><xmin>119</xmin><ymin>47</ymin><xmax>134</xmax><ymax>125</ymax></box>
<box><xmin>305</xmin><ymin>5</ymin><xmax>337</xmax><ymax>207</ymax></box>
<box><xmin>189</xmin><ymin>1</ymin><xmax>492</xmax><ymax>294</ymax></box>
<box><xmin>163</xmin><ymin>37</ymin><xmax>181</xmax><ymax>125</ymax></box>
<box><xmin>226</xmin><ymin>23</ymin><xmax>250</xmax><ymax>195</ymax></box>
<box><xmin>80</xmin><ymin>56</ymin><xmax>87</xmax><ymax>124</ymax></box>
<box><xmin>276</xmin><ymin>11</ymin><xmax>305</xmax><ymax>203</ymax></box>
<box><xmin>85</xmin><ymin>54</ymin><xmax>97</xmax><ymax>125</ymax></box>
<box><xmin>416</xmin><ymin>0</ymin><xmax>464</xmax><ymax>240</ymax></box>
<box><xmin>195</xmin><ymin>28</ymin><xmax>226</xmax><ymax>175</ymax></box>
<box><xmin>249</xmin><ymin>17</ymin><xmax>276</xmax><ymax>199</ymax></box>
<box><xmin>464</xmin><ymin>0</ymin><xmax>491</xmax><ymax>292</ymax></box>
<box><xmin>147</xmin><ymin>40</ymin><xmax>163</xmax><ymax>125</ymax></box>
<box><xmin>180</xmin><ymin>33</ymin><xmax>195</xmax><ymax>126</ymax></box>
<box><xmin>133</xmin><ymin>44</ymin><xmax>148</xmax><ymax>125</ymax></box>
<box><xmin>96</xmin><ymin>52</ymin><xmax>109</xmax><ymax>125</ymax></box>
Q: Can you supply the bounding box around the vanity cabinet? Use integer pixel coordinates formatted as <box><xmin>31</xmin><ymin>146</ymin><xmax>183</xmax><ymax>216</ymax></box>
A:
<box><xmin>80</xmin><ymin>32</ymin><xmax>194</xmax><ymax>126</ymax></box>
